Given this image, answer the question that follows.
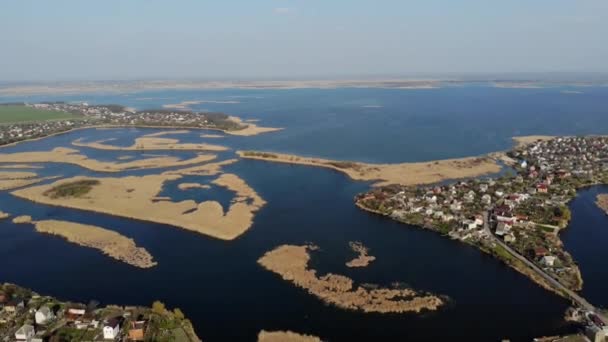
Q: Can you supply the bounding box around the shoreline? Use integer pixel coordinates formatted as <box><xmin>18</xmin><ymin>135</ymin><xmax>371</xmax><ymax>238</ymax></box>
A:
<box><xmin>0</xmin><ymin>119</ymin><xmax>280</xmax><ymax>151</ymax></box>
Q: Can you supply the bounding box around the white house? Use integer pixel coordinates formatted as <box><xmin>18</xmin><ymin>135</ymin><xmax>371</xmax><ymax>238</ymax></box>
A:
<box><xmin>541</xmin><ymin>255</ymin><xmax>557</xmax><ymax>267</ymax></box>
<box><xmin>462</xmin><ymin>220</ymin><xmax>477</xmax><ymax>230</ymax></box>
<box><xmin>15</xmin><ymin>324</ymin><xmax>35</xmax><ymax>341</ymax></box>
<box><xmin>103</xmin><ymin>318</ymin><xmax>121</xmax><ymax>340</ymax></box>
<box><xmin>35</xmin><ymin>306</ymin><xmax>54</xmax><ymax>325</ymax></box>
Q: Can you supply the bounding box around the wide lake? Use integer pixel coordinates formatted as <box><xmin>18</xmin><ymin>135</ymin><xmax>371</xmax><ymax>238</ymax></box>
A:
<box><xmin>1</xmin><ymin>85</ymin><xmax>607</xmax><ymax>341</ymax></box>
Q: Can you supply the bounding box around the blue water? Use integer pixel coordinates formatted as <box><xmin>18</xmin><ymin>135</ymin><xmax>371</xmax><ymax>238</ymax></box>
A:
<box><xmin>1</xmin><ymin>85</ymin><xmax>607</xmax><ymax>341</ymax></box>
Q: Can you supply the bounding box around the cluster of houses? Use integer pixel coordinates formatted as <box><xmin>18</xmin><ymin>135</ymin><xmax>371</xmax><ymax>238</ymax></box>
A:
<box><xmin>0</xmin><ymin>284</ymin><xmax>151</xmax><ymax>341</ymax></box>
<box><xmin>0</xmin><ymin>102</ymin><xmax>246</xmax><ymax>147</ymax></box>
<box><xmin>357</xmin><ymin>136</ymin><xmax>608</xmax><ymax>292</ymax></box>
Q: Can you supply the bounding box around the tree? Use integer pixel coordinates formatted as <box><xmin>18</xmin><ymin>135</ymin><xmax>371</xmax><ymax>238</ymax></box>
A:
<box><xmin>152</xmin><ymin>301</ymin><xmax>166</xmax><ymax>315</ymax></box>
<box><xmin>173</xmin><ymin>308</ymin><xmax>185</xmax><ymax>321</ymax></box>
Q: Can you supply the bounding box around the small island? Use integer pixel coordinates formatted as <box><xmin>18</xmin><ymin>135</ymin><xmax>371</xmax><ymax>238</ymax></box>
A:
<box><xmin>258</xmin><ymin>244</ymin><xmax>444</xmax><ymax>313</ymax></box>
<box><xmin>20</xmin><ymin>219</ymin><xmax>157</xmax><ymax>269</ymax></box>
<box><xmin>345</xmin><ymin>241</ymin><xmax>376</xmax><ymax>268</ymax></box>
<box><xmin>258</xmin><ymin>330</ymin><xmax>322</xmax><ymax>342</ymax></box>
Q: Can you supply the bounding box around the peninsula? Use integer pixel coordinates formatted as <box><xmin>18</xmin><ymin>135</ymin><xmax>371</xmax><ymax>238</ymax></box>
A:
<box><xmin>0</xmin><ymin>102</ymin><xmax>280</xmax><ymax>148</ymax></box>
<box><xmin>258</xmin><ymin>244</ymin><xmax>444</xmax><ymax>313</ymax></box>
<box><xmin>237</xmin><ymin>151</ymin><xmax>501</xmax><ymax>186</ymax></box>
<box><xmin>355</xmin><ymin>136</ymin><xmax>608</xmax><ymax>328</ymax></box>
<box><xmin>0</xmin><ymin>283</ymin><xmax>201</xmax><ymax>341</ymax></box>
<box><xmin>596</xmin><ymin>194</ymin><xmax>608</xmax><ymax>215</ymax></box>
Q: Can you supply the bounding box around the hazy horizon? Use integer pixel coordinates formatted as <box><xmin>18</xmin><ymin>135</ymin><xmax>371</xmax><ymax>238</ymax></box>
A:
<box><xmin>2</xmin><ymin>0</ymin><xmax>607</xmax><ymax>81</ymax></box>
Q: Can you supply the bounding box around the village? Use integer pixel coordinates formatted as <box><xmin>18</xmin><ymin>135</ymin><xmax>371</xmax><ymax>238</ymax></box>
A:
<box><xmin>0</xmin><ymin>283</ymin><xmax>200</xmax><ymax>342</ymax></box>
<box><xmin>0</xmin><ymin>102</ymin><xmax>245</xmax><ymax>146</ymax></box>
<box><xmin>356</xmin><ymin>136</ymin><xmax>608</xmax><ymax>341</ymax></box>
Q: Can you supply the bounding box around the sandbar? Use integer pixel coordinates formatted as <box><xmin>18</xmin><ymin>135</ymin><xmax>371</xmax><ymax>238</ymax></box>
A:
<box><xmin>163</xmin><ymin>159</ymin><xmax>238</xmax><ymax>176</ymax></box>
<box><xmin>200</xmin><ymin>134</ymin><xmax>225</xmax><ymax>138</ymax></box>
<box><xmin>224</xmin><ymin>117</ymin><xmax>283</xmax><ymax>136</ymax></box>
<box><xmin>73</xmin><ymin>136</ymin><xmax>228</xmax><ymax>152</ymax></box>
<box><xmin>26</xmin><ymin>219</ymin><xmax>156</xmax><ymax>268</ymax></box>
<box><xmin>162</xmin><ymin>100</ymin><xmax>239</xmax><ymax>110</ymax></box>
<box><xmin>258</xmin><ymin>244</ymin><xmax>444</xmax><ymax>313</ymax></box>
<box><xmin>596</xmin><ymin>194</ymin><xmax>608</xmax><ymax>215</ymax></box>
<box><xmin>257</xmin><ymin>331</ymin><xmax>321</xmax><ymax>342</ymax></box>
<box><xmin>143</xmin><ymin>130</ymin><xmax>190</xmax><ymax>137</ymax></box>
<box><xmin>13</xmin><ymin>172</ymin><xmax>266</xmax><ymax>240</ymax></box>
<box><xmin>13</xmin><ymin>215</ymin><xmax>32</xmax><ymax>224</ymax></box>
<box><xmin>0</xmin><ymin>171</ymin><xmax>38</xmax><ymax>180</ymax></box>
<box><xmin>0</xmin><ymin>164</ymin><xmax>43</xmax><ymax>169</ymax></box>
<box><xmin>238</xmin><ymin>151</ymin><xmax>501</xmax><ymax>187</ymax></box>
<box><xmin>0</xmin><ymin>211</ymin><xmax>9</xmax><ymax>219</ymax></box>
<box><xmin>0</xmin><ymin>147</ymin><xmax>217</xmax><ymax>172</ymax></box>
<box><xmin>0</xmin><ymin>171</ymin><xmax>60</xmax><ymax>191</ymax></box>
<box><xmin>178</xmin><ymin>183</ymin><xmax>211</xmax><ymax>191</ymax></box>
<box><xmin>345</xmin><ymin>241</ymin><xmax>376</xmax><ymax>268</ymax></box>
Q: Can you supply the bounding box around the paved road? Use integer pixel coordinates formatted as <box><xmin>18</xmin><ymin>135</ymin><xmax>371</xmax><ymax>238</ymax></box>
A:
<box><xmin>482</xmin><ymin>212</ymin><xmax>608</xmax><ymax>325</ymax></box>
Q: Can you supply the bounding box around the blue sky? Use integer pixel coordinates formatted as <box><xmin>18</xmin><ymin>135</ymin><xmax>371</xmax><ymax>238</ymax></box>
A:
<box><xmin>1</xmin><ymin>0</ymin><xmax>607</xmax><ymax>81</ymax></box>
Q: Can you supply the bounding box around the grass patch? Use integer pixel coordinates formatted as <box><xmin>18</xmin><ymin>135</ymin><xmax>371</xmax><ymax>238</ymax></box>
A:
<box><xmin>0</xmin><ymin>105</ymin><xmax>78</xmax><ymax>124</ymax></box>
<box><xmin>43</xmin><ymin>180</ymin><xmax>100</xmax><ymax>199</ymax></box>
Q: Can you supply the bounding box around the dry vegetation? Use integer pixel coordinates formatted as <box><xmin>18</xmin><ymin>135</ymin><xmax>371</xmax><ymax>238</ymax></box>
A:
<box><xmin>257</xmin><ymin>331</ymin><xmax>322</xmax><ymax>342</ymax></box>
<box><xmin>0</xmin><ymin>147</ymin><xmax>217</xmax><ymax>172</ymax></box>
<box><xmin>596</xmin><ymin>194</ymin><xmax>608</xmax><ymax>215</ymax></box>
<box><xmin>12</xmin><ymin>215</ymin><xmax>32</xmax><ymax>224</ymax></box>
<box><xmin>72</xmin><ymin>135</ymin><xmax>228</xmax><ymax>152</ymax></box>
<box><xmin>13</xmin><ymin>169</ymin><xmax>266</xmax><ymax>240</ymax></box>
<box><xmin>258</xmin><ymin>244</ymin><xmax>444</xmax><ymax>313</ymax></box>
<box><xmin>31</xmin><ymin>220</ymin><xmax>156</xmax><ymax>268</ymax></box>
<box><xmin>238</xmin><ymin>151</ymin><xmax>501</xmax><ymax>186</ymax></box>
<box><xmin>345</xmin><ymin>241</ymin><xmax>376</xmax><ymax>268</ymax></box>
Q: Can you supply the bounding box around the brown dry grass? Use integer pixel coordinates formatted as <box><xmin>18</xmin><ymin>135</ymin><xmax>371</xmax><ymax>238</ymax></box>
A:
<box><xmin>72</xmin><ymin>136</ymin><xmax>228</xmax><ymax>152</ymax></box>
<box><xmin>0</xmin><ymin>147</ymin><xmax>217</xmax><ymax>172</ymax></box>
<box><xmin>596</xmin><ymin>194</ymin><xmax>608</xmax><ymax>215</ymax></box>
<box><xmin>238</xmin><ymin>151</ymin><xmax>500</xmax><ymax>186</ymax></box>
<box><xmin>345</xmin><ymin>241</ymin><xmax>376</xmax><ymax>268</ymax></box>
<box><xmin>257</xmin><ymin>331</ymin><xmax>321</xmax><ymax>342</ymax></box>
<box><xmin>31</xmin><ymin>220</ymin><xmax>156</xmax><ymax>268</ymax></box>
<box><xmin>13</xmin><ymin>171</ymin><xmax>265</xmax><ymax>240</ymax></box>
<box><xmin>258</xmin><ymin>244</ymin><xmax>444</xmax><ymax>313</ymax></box>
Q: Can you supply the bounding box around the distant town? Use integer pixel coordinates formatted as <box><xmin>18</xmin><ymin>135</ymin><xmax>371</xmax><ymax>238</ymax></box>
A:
<box><xmin>0</xmin><ymin>102</ymin><xmax>246</xmax><ymax>146</ymax></box>
<box><xmin>0</xmin><ymin>283</ymin><xmax>200</xmax><ymax>342</ymax></box>
<box><xmin>356</xmin><ymin>136</ymin><xmax>608</xmax><ymax>340</ymax></box>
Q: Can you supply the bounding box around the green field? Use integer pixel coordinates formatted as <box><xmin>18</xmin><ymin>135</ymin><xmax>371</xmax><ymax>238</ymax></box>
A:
<box><xmin>0</xmin><ymin>105</ymin><xmax>78</xmax><ymax>124</ymax></box>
